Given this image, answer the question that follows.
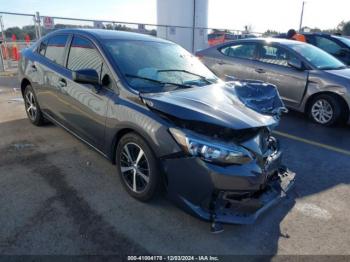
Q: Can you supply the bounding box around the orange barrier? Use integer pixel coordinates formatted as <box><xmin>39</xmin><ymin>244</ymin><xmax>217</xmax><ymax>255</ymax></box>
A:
<box><xmin>11</xmin><ymin>34</ymin><xmax>20</xmax><ymax>61</ymax></box>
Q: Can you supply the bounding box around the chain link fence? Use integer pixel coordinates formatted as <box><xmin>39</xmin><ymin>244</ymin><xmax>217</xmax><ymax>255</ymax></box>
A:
<box><xmin>0</xmin><ymin>11</ymin><xmax>263</xmax><ymax>72</ymax></box>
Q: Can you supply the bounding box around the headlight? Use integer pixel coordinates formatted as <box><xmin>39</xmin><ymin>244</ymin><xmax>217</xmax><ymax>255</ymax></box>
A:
<box><xmin>169</xmin><ymin>128</ymin><xmax>253</xmax><ymax>165</ymax></box>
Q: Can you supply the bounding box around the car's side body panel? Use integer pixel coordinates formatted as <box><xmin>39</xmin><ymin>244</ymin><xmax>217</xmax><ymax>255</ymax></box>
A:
<box><xmin>197</xmin><ymin>39</ymin><xmax>350</xmax><ymax>121</ymax></box>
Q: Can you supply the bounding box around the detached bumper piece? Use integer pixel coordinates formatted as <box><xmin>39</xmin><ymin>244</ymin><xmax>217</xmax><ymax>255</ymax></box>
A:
<box><xmin>182</xmin><ymin>168</ymin><xmax>296</xmax><ymax>233</ymax></box>
<box><xmin>212</xmin><ymin>169</ymin><xmax>295</xmax><ymax>226</ymax></box>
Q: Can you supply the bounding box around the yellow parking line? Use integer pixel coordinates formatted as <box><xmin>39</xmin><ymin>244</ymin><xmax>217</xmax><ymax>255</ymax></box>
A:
<box><xmin>273</xmin><ymin>130</ymin><xmax>350</xmax><ymax>157</ymax></box>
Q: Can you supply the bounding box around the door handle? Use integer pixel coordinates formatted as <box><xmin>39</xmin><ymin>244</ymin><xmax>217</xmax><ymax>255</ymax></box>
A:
<box><xmin>58</xmin><ymin>78</ymin><xmax>67</xmax><ymax>88</ymax></box>
<box><xmin>218</xmin><ymin>60</ymin><xmax>225</xmax><ymax>65</ymax></box>
<box><xmin>255</xmin><ymin>68</ymin><xmax>266</xmax><ymax>73</ymax></box>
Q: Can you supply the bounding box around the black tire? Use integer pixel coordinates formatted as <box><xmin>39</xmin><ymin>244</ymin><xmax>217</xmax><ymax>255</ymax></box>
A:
<box><xmin>307</xmin><ymin>94</ymin><xmax>343</xmax><ymax>126</ymax></box>
<box><xmin>24</xmin><ymin>84</ymin><xmax>45</xmax><ymax>126</ymax></box>
<box><xmin>115</xmin><ymin>132</ymin><xmax>160</xmax><ymax>202</ymax></box>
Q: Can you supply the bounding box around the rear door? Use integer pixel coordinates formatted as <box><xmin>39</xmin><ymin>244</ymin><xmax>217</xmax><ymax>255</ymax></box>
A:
<box><xmin>207</xmin><ymin>42</ymin><xmax>259</xmax><ymax>80</ymax></box>
<box><xmin>252</xmin><ymin>43</ymin><xmax>308</xmax><ymax>108</ymax></box>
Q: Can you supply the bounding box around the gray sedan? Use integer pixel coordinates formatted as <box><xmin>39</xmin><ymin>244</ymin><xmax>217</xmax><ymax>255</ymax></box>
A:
<box><xmin>197</xmin><ymin>38</ymin><xmax>350</xmax><ymax>126</ymax></box>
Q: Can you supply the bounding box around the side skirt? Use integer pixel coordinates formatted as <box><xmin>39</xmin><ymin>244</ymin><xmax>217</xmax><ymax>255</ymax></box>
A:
<box><xmin>43</xmin><ymin>112</ymin><xmax>111</xmax><ymax>161</ymax></box>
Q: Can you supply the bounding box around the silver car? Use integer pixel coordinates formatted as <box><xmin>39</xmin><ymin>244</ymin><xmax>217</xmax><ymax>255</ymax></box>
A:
<box><xmin>197</xmin><ymin>38</ymin><xmax>350</xmax><ymax>126</ymax></box>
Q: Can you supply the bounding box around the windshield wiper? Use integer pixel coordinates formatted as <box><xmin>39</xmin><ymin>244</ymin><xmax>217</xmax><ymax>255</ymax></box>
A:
<box><xmin>124</xmin><ymin>74</ymin><xmax>192</xmax><ymax>89</ymax></box>
<box><xmin>157</xmin><ymin>69</ymin><xmax>214</xmax><ymax>84</ymax></box>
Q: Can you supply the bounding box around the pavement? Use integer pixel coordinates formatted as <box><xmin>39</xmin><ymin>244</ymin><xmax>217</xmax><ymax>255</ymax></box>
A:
<box><xmin>0</xmin><ymin>75</ymin><xmax>349</xmax><ymax>258</ymax></box>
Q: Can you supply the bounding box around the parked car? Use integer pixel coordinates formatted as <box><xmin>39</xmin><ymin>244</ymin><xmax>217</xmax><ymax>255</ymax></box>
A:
<box><xmin>19</xmin><ymin>29</ymin><xmax>295</xmax><ymax>231</ymax></box>
<box><xmin>197</xmin><ymin>38</ymin><xmax>350</xmax><ymax>126</ymax></box>
<box><xmin>275</xmin><ymin>33</ymin><xmax>350</xmax><ymax>65</ymax></box>
<box><xmin>303</xmin><ymin>33</ymin><xmax>350</xmax><ymax>65</ymax></box>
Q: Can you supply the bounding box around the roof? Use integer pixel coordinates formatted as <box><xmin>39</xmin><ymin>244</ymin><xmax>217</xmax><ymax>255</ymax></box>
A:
<box><xmin>229</xmin><ymin>37</ymin><xmax>306</xmax><ymax>46</ymax></box>
<box><xmin>46</xmin><ymin>28</ymin><xmax>171</xmax><ymax>43</ymax></box>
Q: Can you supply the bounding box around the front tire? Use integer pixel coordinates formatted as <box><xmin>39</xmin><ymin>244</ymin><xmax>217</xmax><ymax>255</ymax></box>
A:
<box><xmin>24</xmin><ymin>84</ymin><xmax>45</xmax><ymax>126</ymax></box>
<box><xmin>308</xmin><ymin>94</ymin><xmax>343</xmax><ymax>126</ymax></box>
<box><xmin>115</xmin><ymin>132</ymin><xmax>160</xmax><ymax>202</ymax></box>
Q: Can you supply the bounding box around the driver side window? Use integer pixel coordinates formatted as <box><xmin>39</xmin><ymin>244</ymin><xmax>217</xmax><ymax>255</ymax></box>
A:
<box><xmin>67</xmin><ymin>36</ymin><xmax>103</xmax><ymax>78</ymax></box>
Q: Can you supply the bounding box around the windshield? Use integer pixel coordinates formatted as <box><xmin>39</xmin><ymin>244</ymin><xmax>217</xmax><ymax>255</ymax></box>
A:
<box><xmin>104</xmin><ymin>40</ymin><xmax>219</xmax><ymax>92</ymax></box>
<box><xmin>334</xmin><ymin>36</ymin><xmax>350</xmax><ymax>48</ymax></box>
<box><xmin>289</xmin><ymin>43</ymin><xmax>346</xmax><ymax>70</ymax></box>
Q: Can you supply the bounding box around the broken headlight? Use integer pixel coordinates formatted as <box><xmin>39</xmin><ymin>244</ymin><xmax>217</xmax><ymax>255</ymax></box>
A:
<box><xmin>169</xmin><ymin>128</ymin><xmax>253</xmax><ymax>165</ymax></box>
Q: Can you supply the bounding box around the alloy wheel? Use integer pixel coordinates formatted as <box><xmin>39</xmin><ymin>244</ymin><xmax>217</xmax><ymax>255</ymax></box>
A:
<box><xmin>25</xmin><ymin>91</ymin><xmax>38</xmax><ymax>121</ymax></box>
<box><xmin>311</xmin><ymin>99</ymin><xmax>334</xmax><ymax>124</ymax></box>
<box><xmin>120</xmin><ymin>142</ymin><xmax>150</xmax><ymax>193</ymax></box>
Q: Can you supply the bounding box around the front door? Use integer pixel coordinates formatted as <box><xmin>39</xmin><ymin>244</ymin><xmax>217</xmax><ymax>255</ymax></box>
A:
<box><xmin>58</xmin><ymin>35</ymin><xmax>110</xmax><ymax>149</ymax></box>
<box><xmin>251</xmin><ymin>43</ymin><xmax>309</xmax><ymax>108</ymax></box>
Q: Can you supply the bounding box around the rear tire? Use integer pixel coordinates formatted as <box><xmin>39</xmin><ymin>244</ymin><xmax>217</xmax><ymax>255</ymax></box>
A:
<box><xmin>115</xmin><ymin>132</ymin><xmax>160</xmax><ymax>202</ymax></box>
<box><xmin>24</xmin><ymin>84</ymin><xmax>45</xmax><ymax>126</ymax></box>
<box><xmin>307</xmin><ymin>94</ymin><xmax>343</xmax><ymax>126</ymax></box>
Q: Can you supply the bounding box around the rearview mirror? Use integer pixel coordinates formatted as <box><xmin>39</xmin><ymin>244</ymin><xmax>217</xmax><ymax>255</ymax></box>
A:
<box><xmin>288</xmin><ymin>58</ymin><xmax>304</xmax><ymax>71</ymax></box>
<box><xmin>72</xmin><ymin>69</ymin><xmax>100</xmax><ymax>85</ymax></box>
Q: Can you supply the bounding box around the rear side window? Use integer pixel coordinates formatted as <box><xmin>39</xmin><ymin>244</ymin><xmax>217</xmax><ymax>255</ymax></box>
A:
<box><xmin>219</xmin><ymin>43</ymin><xmax>257</xmax><ymax>59</ymax></box>
<box><xmin>45</xmin><ymin>35</ymin><xmax>69</xmax><ymax>66</ymax></box>
<box><xmin>67</xmin><ymin>36</ymin><xmax>103</xmax><ymax>77</ymax></box>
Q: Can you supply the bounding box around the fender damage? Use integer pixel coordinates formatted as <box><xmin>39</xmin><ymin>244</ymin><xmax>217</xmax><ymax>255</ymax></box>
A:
<box><xmin>141</xmin><ymin>81</ymin><xmax>296</xmax><ymax>230</ymax></box>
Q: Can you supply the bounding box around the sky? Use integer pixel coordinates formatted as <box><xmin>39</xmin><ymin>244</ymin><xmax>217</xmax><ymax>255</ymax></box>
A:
<box><xmin>0</xmin><ymin>0</ymin><xmax>349</xmax><ymax>33</ymax></box>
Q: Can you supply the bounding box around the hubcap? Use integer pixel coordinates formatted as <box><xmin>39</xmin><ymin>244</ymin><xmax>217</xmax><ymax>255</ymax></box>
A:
<box><xmin>120</xmin><ymin>142</ymin><xmax>150</xmax><ymax>193</ymax></box>
<box><xmin>25</xmin><ymin>91</ymin><xmax>37</xmax><ymax>121</ymax></box>
<box><xmin>311</xmin><ymin>99</ymin><xmax>333</xmax><ymax>124</ymax></box>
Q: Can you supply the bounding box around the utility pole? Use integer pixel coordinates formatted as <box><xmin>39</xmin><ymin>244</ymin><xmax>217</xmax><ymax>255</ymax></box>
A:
<box><xmin>192</xmin><ymin>0</ymin><xmax>196</xmax><ymax>53</ymax></box>
<box><xmin>36</xmin><ymin>12</ymin><xmax>42</xmax><ymax>38</ymax></box>
<box><xmin>0</xmin><ymin>15</ymin><xmax>10</xmax><ymax>69</ymax></box>
<box><xmin>299</xmin><ymin>1</ymin><xmax>305</xmax><ymax>32</ymax></box>
<box><xmin>0</xmin><ymin>43</ymin><xmax>4</xmax><ymax>72</ymax></box>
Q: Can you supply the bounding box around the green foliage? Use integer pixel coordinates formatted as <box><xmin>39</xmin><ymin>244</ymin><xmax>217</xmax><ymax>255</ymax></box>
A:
<box><xmin>263</xmin><ymin>29</ymin><xmax>280</xmax><ymax>37</ymax></box>
<box><xmin>341</xmin><ymin>21</ymin><xmax>350</xmax><ymax>36</ymax></box>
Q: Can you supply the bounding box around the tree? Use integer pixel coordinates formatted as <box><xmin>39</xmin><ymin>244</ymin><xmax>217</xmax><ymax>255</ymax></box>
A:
<box><xmin>5</xmin><ymin>27</ymin><xmax>24</xmax><ymax>39</ymax></box>
<box><xmin>263</xmin><ymin>29</ymin><xmax>280</xmax><ymax>37</ymax></box>
<box><xmin>342</xmin><ymin>21</ymin><xmax>350</xmax><ymax>36</ymax></box>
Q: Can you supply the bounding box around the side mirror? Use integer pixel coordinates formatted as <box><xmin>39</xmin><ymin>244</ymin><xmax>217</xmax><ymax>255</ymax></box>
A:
<box><xmin>72</xmin><ymin>69</ymin><xmax>100</xmax><ymax>85</ymax></box>
<box><xmin>288</xmin><ymin>58</ymin><xmax>304</xmax><ymax>70</ymax></box>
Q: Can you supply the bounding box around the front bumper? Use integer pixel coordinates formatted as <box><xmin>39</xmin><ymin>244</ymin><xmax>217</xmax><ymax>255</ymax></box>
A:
<box><xmin>162</xmin><ymin>152</ymin><xmax>295</xmax><ymax>225</ymax></box>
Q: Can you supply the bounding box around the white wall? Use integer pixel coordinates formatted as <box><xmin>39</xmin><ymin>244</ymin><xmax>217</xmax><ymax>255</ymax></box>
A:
<box><xmin>157</xmin><ymin>0</ymin><xmax>208</xmax><ymax>53</ymax></box>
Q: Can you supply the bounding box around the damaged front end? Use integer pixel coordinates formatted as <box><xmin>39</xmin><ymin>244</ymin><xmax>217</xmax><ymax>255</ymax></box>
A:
<box><xmin>141</xmin><ymin>81</ymin><xmax>295</xmax><ymax>232</ymax></box>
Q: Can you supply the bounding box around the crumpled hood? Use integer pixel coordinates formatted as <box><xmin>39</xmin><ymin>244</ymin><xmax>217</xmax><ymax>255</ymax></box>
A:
<box><xmin>141</xmin><ymin>82</ymin><xmax>280</xmax><ymax>130</ymax></box>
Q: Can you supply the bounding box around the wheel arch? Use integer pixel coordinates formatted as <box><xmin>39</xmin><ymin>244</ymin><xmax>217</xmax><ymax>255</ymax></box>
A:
<box><xmin>20</xmin><ymin>78</ymin><xmax>31</xmax><ymax>97</ymax></box>
<box><xmin>305</xmin><ymin>91</ymin><xmax>349</xmax><ymax>119</ymax></box>
<box><xmin>110</xmin><ymin>127</ymin><xmax>160</xmax><ymax>165</ymax></box>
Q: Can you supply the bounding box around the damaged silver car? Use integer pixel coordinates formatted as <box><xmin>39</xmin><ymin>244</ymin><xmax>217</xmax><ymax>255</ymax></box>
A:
<box><xmin>18</xmin><ymin>29</ymin><xmax>295</xmax><ymax>232</ymax></box>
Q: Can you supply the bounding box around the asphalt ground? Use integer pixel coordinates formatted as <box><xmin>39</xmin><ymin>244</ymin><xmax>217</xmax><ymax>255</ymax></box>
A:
<box><xmin>0</xmin><ymin>75</ymin><xmax>349</xmax><ymax>258</ymax></box>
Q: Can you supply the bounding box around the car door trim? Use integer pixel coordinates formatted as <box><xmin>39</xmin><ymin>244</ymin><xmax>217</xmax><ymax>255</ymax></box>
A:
<box><xmin>43</xmin><ymin>112</ymin><xmax>109</xmax><ymax>159</ymax></box>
